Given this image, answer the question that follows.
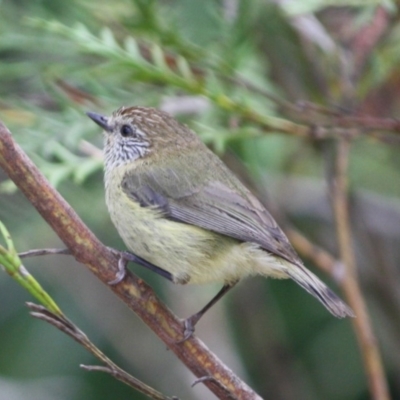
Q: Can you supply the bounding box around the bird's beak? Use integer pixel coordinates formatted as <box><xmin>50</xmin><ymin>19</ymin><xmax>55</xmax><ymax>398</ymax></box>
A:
<box><xmin>86</xmin><ymin>111</ymin><xmax>112</xmax><ymax>132</ymax></box>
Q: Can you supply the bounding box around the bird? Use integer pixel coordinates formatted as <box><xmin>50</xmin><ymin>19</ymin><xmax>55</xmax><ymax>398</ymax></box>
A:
<box><xmin>87</xmin><ymin>106</ymin><xmax>354</xmax><ymax>339</ymax></box>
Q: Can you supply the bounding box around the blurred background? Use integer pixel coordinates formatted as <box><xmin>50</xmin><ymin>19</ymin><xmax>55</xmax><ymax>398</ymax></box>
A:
<box><xmin>1</xmin><ymin>0</ymin><xmax>400</xmax><ymax>399</ymax></box>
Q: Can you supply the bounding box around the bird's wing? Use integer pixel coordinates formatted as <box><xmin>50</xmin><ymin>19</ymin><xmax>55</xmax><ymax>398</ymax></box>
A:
<box><xmin>122</xmin><ymin>154</ymin><xmax>300</xmax><ymax>265</ymax></box>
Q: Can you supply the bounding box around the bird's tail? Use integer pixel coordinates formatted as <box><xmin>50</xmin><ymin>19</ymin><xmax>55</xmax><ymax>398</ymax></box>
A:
<box><xmin>287</xmin><ymin>264</ymin><xmax>355</xmax><ymax>318</ymax></box>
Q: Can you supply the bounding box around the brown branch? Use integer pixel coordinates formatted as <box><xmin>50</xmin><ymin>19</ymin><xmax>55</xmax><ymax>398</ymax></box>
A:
<box><xmin>330</xmin><ymin>114</ymin><xmax>400</xmax><ymax>133</ymax></box>
<box><xmin>351</xmin><ymin>6</ymin><xmax>391</xmax><ymax>72</ymax></box>
<box><xmin>0</xmin><ymin>121</ymin><xmax>262</xmax><ymax>400</ymax></box>
<box><xmin>292</xmin><ymin>102</ymin><xmax>400</xmax><ymax>133</ymax></box>
<box><xmin>227</xmin><ymin>104</ymin><xmax>400</xmax><ymax>143</ymax></box>
<box><xmin>330</xmin><ymin>139</ymin><xmax>390</xmax><ymax>400</ymax></box>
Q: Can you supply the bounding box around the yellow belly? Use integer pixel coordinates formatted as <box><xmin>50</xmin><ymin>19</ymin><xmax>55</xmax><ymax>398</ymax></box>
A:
<box><xmin>105</xmin><ymin>181</ymin><xmax>238</xmax><ymax>283</ymax></box>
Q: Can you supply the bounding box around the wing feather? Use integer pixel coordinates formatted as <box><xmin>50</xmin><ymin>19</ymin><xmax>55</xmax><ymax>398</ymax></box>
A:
<box><xmin>122</xmin><ymin>153</ymin><xmax>301</xmax><ymax>265</ymax></box>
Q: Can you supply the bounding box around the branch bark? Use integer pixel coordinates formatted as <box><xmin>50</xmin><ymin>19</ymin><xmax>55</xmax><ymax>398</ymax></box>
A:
<box><xmin>0</xmin><ymin>120</ymin><xmax>261</xmax><ymax>400</ymax></box>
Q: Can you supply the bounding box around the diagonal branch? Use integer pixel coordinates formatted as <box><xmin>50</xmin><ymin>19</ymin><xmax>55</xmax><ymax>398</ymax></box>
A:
<box><xmin>0</xmin><ymin>120</ymin><xmax>261</xmax><ymax>400</ymax></box>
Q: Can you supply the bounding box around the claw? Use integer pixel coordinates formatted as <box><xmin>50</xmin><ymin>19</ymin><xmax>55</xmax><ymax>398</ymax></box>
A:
<box><xmin>106</xmin><ymin>249</ymin><xmax>173</xmax><ymax>285</ymax></box>
<box><xmin>182</xmin><ymin>317</ymin><xmax>196</xmax><ymax>341</ymax></box>
<box><xmin>191</xmin><ymin>376</ymin><xmax>214</xmax><ymax>387</ymax></box>
<box><xmin>106</xmin><ymin>248</ymin><xmax>130</xmax><ymax>285</ymax></box>
<box><xmin>176</xmin><ymin>314</ymin><xmax>202</xmax><ymax>343</ymax></box>
<box><xmin>108</xmin><ymin>255</ymin><xmax>128</xmax><ymax>285</ymax></box>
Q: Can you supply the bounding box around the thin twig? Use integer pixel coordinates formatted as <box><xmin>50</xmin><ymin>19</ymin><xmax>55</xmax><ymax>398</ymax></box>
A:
<box><xmin>27</xmin><ymin>303</ymin><xmax>176</xmax><ymax>400</ymax></box>
<box><xmin>0</xmin><ymin>120</ymin><xmax>262</xmax><ymax>400</ymax></box>
<box><xmin>19</xmin><ymin>248</ymin><xmax>70</xmax><ymax>258</ymax></box>
<box><xmin>331</xmin><ymin>138</ymin><xmax>390</xmax><ymax>400</ymax></box>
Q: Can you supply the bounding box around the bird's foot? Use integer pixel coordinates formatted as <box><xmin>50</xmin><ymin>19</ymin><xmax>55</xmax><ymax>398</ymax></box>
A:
<box><xmin>177</xmin><ymin>313</ymin><xmax>202</xmax><ymax>343</ymax></box>
<box><xmin>106</xmin><ymin>249</ymin><xmax>174</xmax><ymax>285</ymax></box>
<box><xmin>106</xmin><ymin>249</ymin><xmax>135</xmax><ymax>285</ymax></box>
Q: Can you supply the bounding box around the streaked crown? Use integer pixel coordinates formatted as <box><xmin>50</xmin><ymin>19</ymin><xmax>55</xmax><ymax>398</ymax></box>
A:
<box><xmin>87</xmin><ymin>106</ymin><xmax>198</xmax><ymax>171</ymax></box>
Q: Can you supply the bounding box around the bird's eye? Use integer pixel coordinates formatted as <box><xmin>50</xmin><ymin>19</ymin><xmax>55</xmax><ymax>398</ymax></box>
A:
<box><xmin>120</xmin><ymin>124</ymin><xmax>134</xmax><ymax>137</ymax></box>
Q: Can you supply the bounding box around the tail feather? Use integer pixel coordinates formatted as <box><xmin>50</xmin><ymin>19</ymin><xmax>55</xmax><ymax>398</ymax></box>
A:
<box><xmin>287</xmin><ymin>264</ymin><xmax>355</xmax><ymax>318</ymax></box>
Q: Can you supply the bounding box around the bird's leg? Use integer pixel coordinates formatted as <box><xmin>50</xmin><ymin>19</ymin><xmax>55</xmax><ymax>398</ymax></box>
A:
<box><xmin>107</xmin><ymin>249</ymin><xmax>173</xmax><ymax>285</ymax></box>
<box><xmin>180</xmin><ymin>282</ymin><xmax>238</xmax><ymax>342</ymax></box>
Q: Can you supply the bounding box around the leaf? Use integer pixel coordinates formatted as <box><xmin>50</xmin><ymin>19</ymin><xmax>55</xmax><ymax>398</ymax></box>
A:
<box><xmin>0</xmin><ymin>221</ymin><xmax>63</xmax><ymax>316</ymax></box>
<box><xmin>73</xmin><ymin>158</ymin><xmax>103</xmax><ymax>184</ymax></box>
<box><xmin>124</xmin><ymin>36</ymin><xmax>141</xmax><ymax>60</ymax></box>
<box><xmin>176</xmin><ymin>55</ymin><xmax>193</xmax><ymax>81</ymax></box>
<box><xmin>151</xmin><ymin>43</ymin><xmax>168</xmax><ymax>70</ymax></box>
<box><xmin>46</xmin><ymin>164</ymin><xmax>73</xmax><ymax>187</ymax></box>
<box><xmin>100</xmin><ymin>27</ymin><xmax>119</xmax><ymax>49</ymax></box>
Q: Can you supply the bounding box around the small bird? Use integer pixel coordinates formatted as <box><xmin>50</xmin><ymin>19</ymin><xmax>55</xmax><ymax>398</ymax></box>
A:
<box><xmin>87</xmin><ymin>106</ymin><xmax>354</xmax><ymax>339</ymax></box>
